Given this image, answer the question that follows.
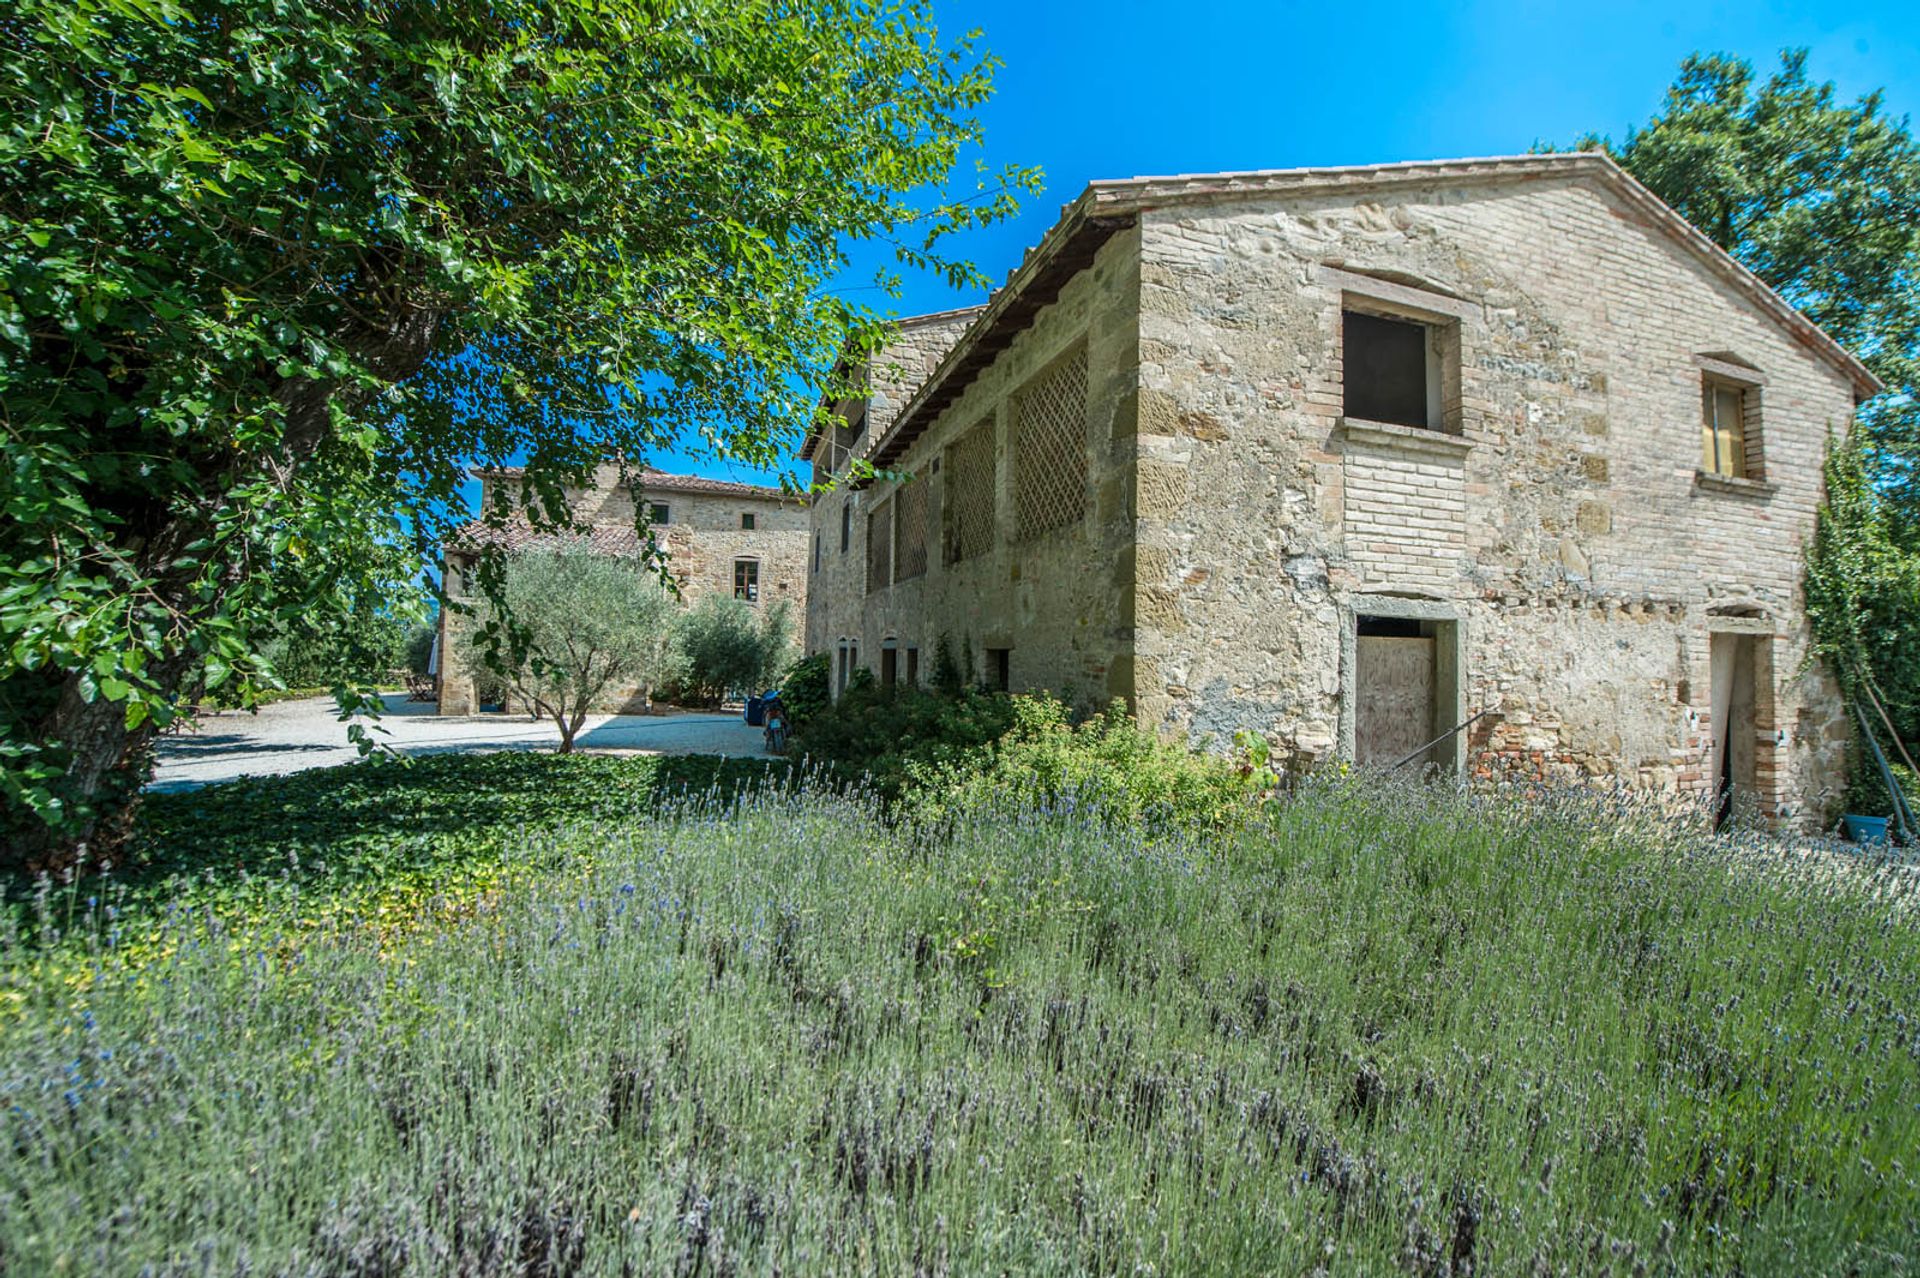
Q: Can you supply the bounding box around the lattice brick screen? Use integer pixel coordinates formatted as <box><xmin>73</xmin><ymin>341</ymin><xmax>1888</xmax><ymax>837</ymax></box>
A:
<box><xmin>866</xmin><ymin>498</ymin><xmax>892</xmax><ymax>594</ymax></box>
<box><xmin>1013</xmin><ymin>346</ymin><xmax>1088</xmax><ymax>541</ymax></box>
<box><xmin>894</xmin><ymin>478</ymin><xmax>929</xmax><ymax>582</ymax></box>
<box><xmin>943</xmin><ymin>419</ymin><xmax>996</xmax><ymax>565</ymax></box>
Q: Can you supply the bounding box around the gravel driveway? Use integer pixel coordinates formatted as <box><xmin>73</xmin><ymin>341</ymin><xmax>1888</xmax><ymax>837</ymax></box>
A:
<box><xmin>150</xmin><ymin>693</ymin><xmax>770</xmax><ymax>792</ymax></box>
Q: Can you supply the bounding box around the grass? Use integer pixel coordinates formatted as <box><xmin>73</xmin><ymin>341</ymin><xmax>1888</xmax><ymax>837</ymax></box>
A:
<box><xmin>2</xmin><ymin>758</ymin><xmax>1917</xmax><ymax>1274</ymax></box>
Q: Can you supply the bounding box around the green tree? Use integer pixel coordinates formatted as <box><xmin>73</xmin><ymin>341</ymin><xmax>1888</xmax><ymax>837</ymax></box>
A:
<box><xmin>674</xmin><ymin>596</ymin><xmax>794</xmax><ymax>708</ymax></box>
<box><xmin>1806</xmin><ymin>430</ymin><xmax>1920</xmax><ymax>744</ymax></box>
<box><xmin>0</xmin><ymin>0</ymin><xmax>1036</xmax><ymax>864</ymax></box>
<box><xmin>1578</xmin><ymin>50</ymin><xmax>1920</xmax><ymax>514</ymax></box>
<box><xmin>470</xmin><ymin>544</ymin><xmax>678</xmax><ymax>753</ymax></box>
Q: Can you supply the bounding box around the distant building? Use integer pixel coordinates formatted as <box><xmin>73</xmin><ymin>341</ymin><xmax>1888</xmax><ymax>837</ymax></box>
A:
<box><xmin>436</xmin><ymin>465</ymin><xmax>807</xmax><ymax>715</ymax></box>
<box><xmin>801</xmin><ymin>153</ymin><xmax>1879</xmax><ymax>828</ymax></box>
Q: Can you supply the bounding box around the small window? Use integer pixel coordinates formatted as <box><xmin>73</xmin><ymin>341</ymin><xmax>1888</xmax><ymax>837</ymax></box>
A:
<box><xmin>741</xmin><ymin>511</ymin><xmax>756</xmax><ymax>530</ymax></box>
<box><xmin>647</xmin><ymin>501</ymin><xmax>671</xmax><ymax>524</ymax></box>
<box><xmin>905</xmin><ymin>647</ymin><xmax>919</xmax><ymax>688</ymax></box>
<box><xmin>1344</xmin><ymin>310</ymin><xmax>1438</xmax><ymax>430</ymax></box>
<box><xmin>986</xmin><ymin>647</ymin><xmax>1010</xmax><ymax>693</ymax></box>
<box><xmin>866</xmin><ymin>499</ymin><xmax>892</xmax><ymax>595</ymax></box>
<box><xmin>733</xmin><ymin>558</ymin><xmax>759</xmax><ymax>602</ymax></box>
<box><xmin>880</xmin><ymin>646</ymin><xmax>897</xmax><ymax>689</ymax></box>
<box><xmin>840</xmin><ymin>503</ymin><xmax>851</xmax><ymax>554</ymax></box>
<box><xmin>811</xmin><ymin>534</ymin><xmax>820</xmax><ymax>575</ymax></box>
<box><xmin>1701</xmin><ymin>378</ymin><xmax>1749</xmax><ymax>479</ymax></box>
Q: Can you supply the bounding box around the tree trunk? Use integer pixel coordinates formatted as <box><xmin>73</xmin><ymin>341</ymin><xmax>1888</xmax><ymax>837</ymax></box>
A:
<box><xmin>11</xmin><ymin>650</ymin><xmax>200</xmax><ymax>874</ymax></box>
<box><xmin>10</xmin><ymin>304</ymin><xmax>445</xmax><ymax>873</ymax></box>
<box><xmin>558</xmin><ymin>702</ymin><xmax>588</xmax><ymax>754</ymax></box>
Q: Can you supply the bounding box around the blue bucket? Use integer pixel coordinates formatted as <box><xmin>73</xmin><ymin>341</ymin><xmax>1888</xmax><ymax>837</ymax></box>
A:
<box><xmin>1843</xmin><ymin>814</ymin><xmax>1892</xmax><ymax>846</ymax></box>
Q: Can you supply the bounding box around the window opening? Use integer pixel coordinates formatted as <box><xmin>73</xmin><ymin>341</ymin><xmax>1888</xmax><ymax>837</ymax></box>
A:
<box><xmin>986</xmin><ymin>647</ymin><xmax>1011</xmax><ymax>693</ymax></box>
<box><xmin>840</xmin><ymin>503</ymin><xmax>851</xmax><ymax>554</ymax></box>
<box><xmin>866</xmin><ymin>499</ymin><xmax>892</xmax><ymax>594</ymax></box>
<box><xmin>648</xmin><ymin>502</ymin><xmax>671</xmax><ymax>524</ymax></box>
<box><xmin>894</xmin><ymin>479</ymin><xmax>929</xmax><ymax>582</ymax></box>
<box><xmin>1344</xmin><ymin>310</ymin><xmax>1436</xmax><ymax>430</ymax></box>
<box><xmin>1701</xmin><ymin>379</ymin><xmax>1748</xmax><ymax>478</ymax></box>
<box><xmin>733</xmin><ymin>559</ymin><xmax>759</xmax><ymax>602</ymax></box>
<box><xmin>741</xmin><ymin>511</ymin><xmax>756</xmax><ymax>530</ymax></box>
<box><xmin>905</xmin><ymin>647</ymin><xmax>919</xmax><ymax>688</ymax></box>
<box><xmin>1012</xmin><ymin>346</ymin><xmax>1089</xmax><ymax>541</ymax></box>
<box><xmin>944</xmin><ymin>419</ymin><xmax>996</xmax><ymax>564</ymax></box>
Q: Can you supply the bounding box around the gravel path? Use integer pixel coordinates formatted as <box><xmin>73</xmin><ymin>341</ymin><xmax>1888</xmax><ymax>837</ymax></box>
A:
<box><xmin>150</xmin><ymin>693</ymin><xmax>770</xmax><ymax>792</ymax></box>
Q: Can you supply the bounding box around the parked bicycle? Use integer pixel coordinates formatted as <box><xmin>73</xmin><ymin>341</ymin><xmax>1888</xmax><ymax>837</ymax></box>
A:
<box><xmin>761</xmin><ymin>689</ymin><xmax>790</xmax><ymax>755</ymax></box>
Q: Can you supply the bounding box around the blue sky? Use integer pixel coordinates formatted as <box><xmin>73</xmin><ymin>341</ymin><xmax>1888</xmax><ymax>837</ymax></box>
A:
<box><xmin>636</xmin><ymin>0</ymin><xmax>1920</xmax><ymax>488</ymax></box>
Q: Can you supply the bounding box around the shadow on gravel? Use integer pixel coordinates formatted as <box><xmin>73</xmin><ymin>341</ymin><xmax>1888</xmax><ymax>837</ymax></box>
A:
<box><xmin>8</xmin><ymin>753</ymin><xmax>794</xmax><ymax>914</ymax></box>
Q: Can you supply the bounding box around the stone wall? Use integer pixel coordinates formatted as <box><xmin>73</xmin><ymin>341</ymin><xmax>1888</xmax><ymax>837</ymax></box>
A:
<box><xmin>805</xmin><ymin>311</ymin><xmax>976</xmax><ymax>655</ymax></box>
<box><xmin>806</xmin><ymin>230</ymin><xmax>1142</xmax><ymax>703</ymax></box>
<box><xmin>808</xmin><ymin>309</ymin><xmax>981</xmax><ymax>490</ymax></box>
<box><xmin>1130</xmin><ymin>175</ymin><xmax>1856</xmax><ymax>826</ymax></box>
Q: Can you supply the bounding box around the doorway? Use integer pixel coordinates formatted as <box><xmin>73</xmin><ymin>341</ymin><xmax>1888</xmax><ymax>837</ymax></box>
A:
<box><xmin>1356</xmin><ymin>615</ymin><xmax>1437</xmax><ymax>770</ymax></box>
<box><xmin>1709</xmin><ymin>632</ymin><xmax>1759</xmax><ymax>827</ymax></box>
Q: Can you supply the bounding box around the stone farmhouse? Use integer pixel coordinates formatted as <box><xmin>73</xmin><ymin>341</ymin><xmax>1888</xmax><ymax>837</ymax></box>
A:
<box><xmin>436</xmin><ymin>465</ymin><xmax>808</xmax><ymax>715</ymax></box>
<box><xmin>802</xmin><ymin>153</ymin><xmax>1881</xmax><ymax>828</ymax></box>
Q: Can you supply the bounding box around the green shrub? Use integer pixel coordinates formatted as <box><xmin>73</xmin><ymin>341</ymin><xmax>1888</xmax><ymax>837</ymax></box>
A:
<box><xmin>673</xmin><ymin>596</ymin><xmax>794</xmax><ymax>706</ymax></box>
<box><xmin>221</xmin><ymin>607</ymin><xmax>413</xmax><ymax>703</ymax></box>
<box><xmin>1807</xmin><ymin>430</ymin><xmax>1920</xmax><ymax>745</ymax></box>
<box><xmin>906</xmin><ymin>697</ymin><xmax>1264</xmax><ymax>832</ymax></box>
<box><xmin>404</xmin><ymin>620</ymin><xmax>437</xmax><ymax>674</ymax></box>
<box><xmin>1844</xmin><ymin>750</ymin><xmax>1918</xmax><ymax>821</ymax></box>
<box><xmin>788</xmin><ymin>679</ymin><xmax>1017</xmax><ymax>798</ymax></box>
<box><xmin>777</xmin><ymin>652</ymin><xmax>831</xmax><ymax>723</ymax></box>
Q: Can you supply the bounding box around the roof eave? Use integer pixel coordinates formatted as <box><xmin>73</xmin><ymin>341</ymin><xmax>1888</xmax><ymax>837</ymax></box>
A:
<box><xmin>869</xmin><ymin>154</ymin><xmax>1880</xmax><ymax>463</ymax></box>
<box><xmin>868</xmin><ymin>190</ymin><xmax>1132</xmax><ymax>470</ymax></box>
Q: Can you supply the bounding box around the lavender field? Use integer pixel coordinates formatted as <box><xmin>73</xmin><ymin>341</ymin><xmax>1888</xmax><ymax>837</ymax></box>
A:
<box><xmin>2</xmin><ymin>761</ymin><xmax>1916</xmax><ymax>1274</ymax></box>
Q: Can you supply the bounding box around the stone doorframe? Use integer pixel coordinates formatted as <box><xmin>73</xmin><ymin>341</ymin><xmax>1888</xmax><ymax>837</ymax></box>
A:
<box><xmin>1337</xmin><ymin>592</ymin><xmax>1469</xmax><ymax>776</ymax></box>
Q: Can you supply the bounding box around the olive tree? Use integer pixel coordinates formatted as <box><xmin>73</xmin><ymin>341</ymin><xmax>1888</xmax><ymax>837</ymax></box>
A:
<box><xmin>0</xmin><ymin>0</ymin><xmax>1035</xmax><ymax>865</ymax></box>
<box><xmin>470</xmin><ymin>545</ymin><xmax>678</xmax><ymax>754</ymax></box>
<box><xmin>675</xmin><ymin>596</ymin><xmax>795</xmax><ymax>708</ymax></box>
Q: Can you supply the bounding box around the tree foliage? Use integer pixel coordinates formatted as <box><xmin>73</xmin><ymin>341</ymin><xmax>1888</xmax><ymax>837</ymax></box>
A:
<box><xmin>673</xmin><ymin>596</ymin><xmax>793</xmax><ymax>708</ymax></box>
<box><xmin>1583</xmin><ymin>50</ymin><xmax>1920</xmax><ymax>510</ymax></box>
<box><xmin>0</xmin><ymin>0</ymin><xmax>1035</xmax><ymax>863</ymax></box>
<box><xmin>470</xmin><ymin>545</ymin><xmax>678</xmax><ymax>753</ymax></box>
<box><xmin>1806</xmin><ymin>430</ymin><xmax>1920</xmax><ymax>744</ymax></box>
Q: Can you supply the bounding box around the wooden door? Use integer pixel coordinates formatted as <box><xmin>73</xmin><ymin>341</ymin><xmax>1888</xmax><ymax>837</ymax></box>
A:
<box><xmin>1357</xmin><ymin>635</ymin><xmax>1435</xmax><ymax>767</ymax></box>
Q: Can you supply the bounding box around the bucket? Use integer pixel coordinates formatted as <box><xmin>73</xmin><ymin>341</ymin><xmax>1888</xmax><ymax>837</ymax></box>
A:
<box><xmin>1843</xmin><ymin>814</ymin><xmax>1892</xmax><ymax>846</ymax></box>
